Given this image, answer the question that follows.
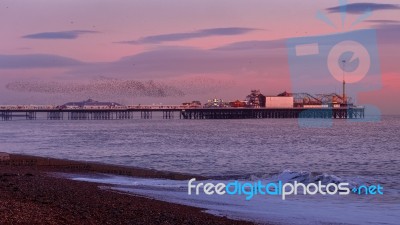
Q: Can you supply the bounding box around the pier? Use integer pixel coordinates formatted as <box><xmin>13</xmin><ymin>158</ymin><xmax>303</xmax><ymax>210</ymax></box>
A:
<box><xmin>179</xmin><ymin>107</ymin><xmax>364</xmax><ymax>119</ymax></box>
<box><xmin>0</xmin><ymin>90</ymin><xmax>366</xmax><ymax>121</ymax></box>
<box><xmin>0</xmin><ymin>107</ymin><xmax>364</xmax><ymax>121</ymax></box>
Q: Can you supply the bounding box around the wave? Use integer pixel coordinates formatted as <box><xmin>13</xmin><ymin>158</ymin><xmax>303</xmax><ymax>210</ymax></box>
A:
<box><xmin>63</xmin><ymin>172</ymin><xmax>399</xmax><ymax>225</ymax></box>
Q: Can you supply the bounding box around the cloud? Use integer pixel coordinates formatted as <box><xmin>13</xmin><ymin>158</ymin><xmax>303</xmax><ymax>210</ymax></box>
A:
<box><xmin>212</xmin><ymin>39</ymin><xmax>285</xmax><ymax>51</ymax></box>
<box><xmin>63</xmin><ymin>45</ymin><xmax>286</xmax><ymax>81</ymax></box>
<box><xmin>372</xmin><ymin>23</ymin><xmax>400</xmax><ymax>30</ymax></box>
<box><xmin>22</xmin><ymin>30</ymin><xmax>99</xmax><ymax>39</ymax></box>
<box><xmin>326</xmin><ymin>3</ymin><xmax>400</xmax><ymax>14</ymax></box>
<box><xmin>6</xmin><ymin>24</ymin><xmax>399</xmax><ymax>75</ymax></box>
<box><xmin>214</xmin><ymin>23</ymin><xmax>400</xmax><ymax>52</ymax></box>
<box><xmin>0</xmin><ymin>54</ymin><xmax>83</xmax><ymax>69</ymax></box>
<box><xmin>115</xmin><ymin>27</ymin><xmax>259</xmax><ymax>44</ymax></box>
<box><xmin>80</xmin><ymin>26</ymin><xmax>399</xmax><ymax>81</ymax></box>
<box><xmin>366</xmin><ymin>20</ymin><xmax>399</xmax><ymax>24</ymax></box>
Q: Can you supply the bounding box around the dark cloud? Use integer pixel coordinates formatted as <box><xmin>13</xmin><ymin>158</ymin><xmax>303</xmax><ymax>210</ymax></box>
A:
<box><xmin>0</xmin><ymin>54</ymin><xmax>83</xmax><ymax>69</ymax></box>
<box><xmin>326</xmin><ymin>3</ymin><xmax>400</xmax><ymax>14</ymax></box>
<box><xmin>115</xmin><ymin>27</ymin><xmax>259</xmax><ymax>44</ymax></box>
<box><xmin>22</xmin><ymin>30</ymin><xmax>99</xmax><ymax>39</ymax></box>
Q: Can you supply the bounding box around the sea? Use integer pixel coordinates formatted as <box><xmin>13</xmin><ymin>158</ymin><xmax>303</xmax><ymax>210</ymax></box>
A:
<box><xmin>1</xmin><ymin>114</ymin><xmax>399</xmax><ymax>224</ymax></box>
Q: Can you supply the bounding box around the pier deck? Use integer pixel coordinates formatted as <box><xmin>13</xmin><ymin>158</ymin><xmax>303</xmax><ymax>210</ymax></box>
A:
<box><xmin>0</xmin><ymin>107</ymin><xmax>364</xmax><ymax>121</ymax></box>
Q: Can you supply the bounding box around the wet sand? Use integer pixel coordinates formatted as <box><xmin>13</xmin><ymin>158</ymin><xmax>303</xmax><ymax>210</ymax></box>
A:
<box><xmin>0</xmin><ymin>153</ymin><xmax>260</xmax><ymax>224</ymax></box>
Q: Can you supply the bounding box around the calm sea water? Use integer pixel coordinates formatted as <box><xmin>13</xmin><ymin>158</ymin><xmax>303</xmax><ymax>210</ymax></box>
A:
<box><xmin>1</xmin><ymin>114</ymin><xmax>399</xmax><ymax>224</ymax></box>
<box><xmin>1</xmin><ymin>114</ymin><xmax>399</xmax><ymax>179</ymax></box>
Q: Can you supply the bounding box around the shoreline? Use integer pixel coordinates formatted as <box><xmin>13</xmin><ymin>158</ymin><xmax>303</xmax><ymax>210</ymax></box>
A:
<box><xmin>3</xmin><ymin>153</ymin><xmax>207</xmax><ymax>180</ymax></box>
<box><xmin>0</xmin><ymin>153</ymin><xmax>262</xmax><ymax>224</ymax></box>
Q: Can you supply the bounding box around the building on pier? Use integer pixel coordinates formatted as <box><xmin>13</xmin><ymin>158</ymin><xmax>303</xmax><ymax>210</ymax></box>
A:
<box><xmin>245</xmin><ymin>90</ymin><xmax>266</xmax><ymax>108</ymax></box>
<box><xmin>204</xmin><ymin>98</ymin><xmax>229</xmax><ymax>108</ymax></box>
<box><xmin>182</xmin><ymin>101</ymin><xmax>202</xmax><ymax>108</ymax></box>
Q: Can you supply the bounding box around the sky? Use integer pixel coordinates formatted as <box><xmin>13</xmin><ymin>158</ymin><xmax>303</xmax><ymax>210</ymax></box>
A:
<box><xmin>0</xmin><ymin>0</ymin><xmax>399</xmax><ymax>114</ymax></box>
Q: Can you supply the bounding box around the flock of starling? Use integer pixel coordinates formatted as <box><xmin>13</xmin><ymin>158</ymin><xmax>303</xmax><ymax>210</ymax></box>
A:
<box><xmin>5</xmin><ymin>76</ymin><xmax>235</xmax><ymax>100</ymax></box>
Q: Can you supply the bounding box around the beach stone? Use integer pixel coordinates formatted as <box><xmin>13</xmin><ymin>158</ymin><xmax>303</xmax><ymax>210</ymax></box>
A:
<box><xmin>0</xmin><ymin>152</ymin><xmax>10</xmax><ymax>161</ymax></box>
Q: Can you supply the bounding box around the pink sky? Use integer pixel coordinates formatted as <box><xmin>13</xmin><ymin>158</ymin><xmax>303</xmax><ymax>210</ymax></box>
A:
<box><xmin>0</xmin><ymin>0</ymin><xmax>399</xmax><ymax>114</ymax></box>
